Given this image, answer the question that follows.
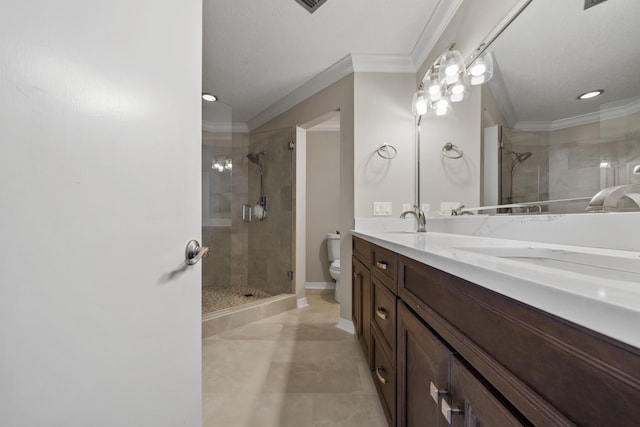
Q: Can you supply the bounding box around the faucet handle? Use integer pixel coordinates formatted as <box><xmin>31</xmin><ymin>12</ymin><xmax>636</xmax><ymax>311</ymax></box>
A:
<box><xmin>451</xmin><ymin>205</ymin><xmax>465</xmax><ymax>216</ymax></box>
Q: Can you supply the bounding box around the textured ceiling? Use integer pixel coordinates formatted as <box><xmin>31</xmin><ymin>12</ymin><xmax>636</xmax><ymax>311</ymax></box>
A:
<box><xmin>202</xmin><ymin>0</ymin><xmax>446</xmax><ymax>129</ymax></box>
<box><xmin>488</xmin><ymin>0</ymin><xmax>640</xmax><ymax>130</ymax></box>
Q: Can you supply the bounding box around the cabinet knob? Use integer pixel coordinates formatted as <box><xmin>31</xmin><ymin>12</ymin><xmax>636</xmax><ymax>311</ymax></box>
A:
<box><xmin>375</xmin><ymin>307</ymin><xmax>388</xmax><ymax>320</ymax></box>
<box><xmin>375</xmin><ymin>261</ymin><xmax>388</xmax><ymax>270</ymax></box>
<box><xmin>353</xmin><ymin>272</ymin><xmax>362</xmax><ymax>279</ymax></box>
<box><xmin>429</xmin><ymin>381</ymin><xmax>449</xmax><ymax>403</ymax></box>
<box><xmin>440</xmin><ymin>399</ymin><xmax>463</xmax><ymax>424</ymax></box>
<box><xmin>376</xmin><ymin>366</ymin><xmax>388</xmax><ymax>385</ymax></box>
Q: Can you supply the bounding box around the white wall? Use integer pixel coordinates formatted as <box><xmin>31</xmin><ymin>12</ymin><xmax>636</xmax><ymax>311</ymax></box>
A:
<box><xmin>306</xmin><ymin>131</ymin><xmax>341</xmax><ymax>283</ymax></box>
<box><xmin>354</xmin><ymin>73</ymin><xmax>416</xmax><ymax>217</ymax></box>
<box><xmin>420</xmin><ymin>86</ymin><xmax>482</xmax><ymax>212</ymax></box>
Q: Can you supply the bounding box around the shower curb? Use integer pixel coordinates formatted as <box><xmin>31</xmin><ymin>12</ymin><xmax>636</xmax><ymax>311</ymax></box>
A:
<box><xmin>202</xmin><ymin>294</ymin><xmax>297</xmax><ymax>339</ymax></box>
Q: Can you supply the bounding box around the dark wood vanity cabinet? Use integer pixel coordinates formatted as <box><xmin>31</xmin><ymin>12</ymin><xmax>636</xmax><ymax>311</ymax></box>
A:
<box><xmin>352</xmin><ymin>250</ymin><xmax>371</xmax><ymax>366</ymax></box>
<box><xmin>352</xmin><ymin>236</ymin><xmax>640</xmax><ymax>427</ymax></box>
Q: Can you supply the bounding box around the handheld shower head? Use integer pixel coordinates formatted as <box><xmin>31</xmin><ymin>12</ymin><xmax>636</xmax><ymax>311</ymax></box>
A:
<box><xmin>246</xmin><ymin>152</ymin><xmax>262</xmax><ymax>164</ymax></box>
<box><xmin>508</xmin><ymin>151</ymin><xmax>532</xmax><ymax>173</ymax></box>
<box><xmin>515</xmin><ymin>152</ymin><xmax>532</xmax><ymax>162</ymax></box>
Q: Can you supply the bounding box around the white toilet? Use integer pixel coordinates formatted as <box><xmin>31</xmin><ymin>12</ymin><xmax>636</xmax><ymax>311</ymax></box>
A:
<box><xmin>326</xmin><ymin>232</ymin><xmax>341</xmax><ymax>302</ymax></box>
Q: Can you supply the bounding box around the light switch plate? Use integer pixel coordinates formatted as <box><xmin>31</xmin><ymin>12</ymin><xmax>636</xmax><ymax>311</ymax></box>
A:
<box><xmin>373</xmin><ymin>202</ymin><xmax>393</xmax><ymax>216</ymax></box>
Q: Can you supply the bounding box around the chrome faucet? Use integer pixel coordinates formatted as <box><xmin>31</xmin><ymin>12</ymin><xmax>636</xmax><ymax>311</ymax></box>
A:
<box><xmin>451</xmin><ymin>205</ymin><xmax>474</xmax><ymax>215</ymax></box>
<box><xmin>586</xmin><ymin>184</ymin><xmax>640</xmax><ymax>212</ymax></box>
<box><xmin>400</xmin><ymin>205</ymin><xmax>427</xmax><ymax>232</ymax></box>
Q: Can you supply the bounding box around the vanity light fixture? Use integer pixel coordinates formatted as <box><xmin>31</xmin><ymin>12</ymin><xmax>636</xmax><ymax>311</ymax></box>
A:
<box><xmin>202</xmin><ymin>93</ymin><xmax>218</xmax><ymax>102</ymax></box>
<box><xmin>466</xmin><ymin>45</ymin><xmax>494</xmax><ymax>86</ymax></box>
<box><xmin>411</xmin><ymin>43</ymin><xmax>494</xmax><ymax>117</ymax></box>
<box><xmin>578</xmin><ymin>90</ymin><xmax>604</xmax><ymax>100</ymax></box>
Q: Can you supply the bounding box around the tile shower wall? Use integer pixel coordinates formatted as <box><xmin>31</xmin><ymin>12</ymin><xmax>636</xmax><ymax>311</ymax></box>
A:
<box><xmin>202</xmin><ymin>131</ymin><xmax>249</xmax><ymax>291</ymax></box>
<box><xmin>505</xmin><ymin>111</ymin><xmax>640</xmax><ymax>213</ymax></box>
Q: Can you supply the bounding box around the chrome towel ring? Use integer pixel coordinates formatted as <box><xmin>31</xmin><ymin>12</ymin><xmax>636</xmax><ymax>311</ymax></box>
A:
<box><xmin>442</xmin><ymin>142</ymin><xmax>463</xmax><ymax>159</ymax></box>
<box><xmin>376</xmin><ymin>143</ymin><xmax>397</xmax><ymax>159</ymax></box>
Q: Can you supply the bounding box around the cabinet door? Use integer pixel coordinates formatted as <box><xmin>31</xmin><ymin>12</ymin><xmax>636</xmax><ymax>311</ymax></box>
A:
<box><xmin>446</xmin><ymin>356</ymin><xmax>524</xmax><ymax>427</ymax></box>
<box><xmin>397</xmin><ymin>301</ymin><xmax>451</xmax><ymax>427</ymax></box>
<box><xmin>352</xmin><ymin>255</ymin><xmax>372</xmax><ymax>367</ymax></box>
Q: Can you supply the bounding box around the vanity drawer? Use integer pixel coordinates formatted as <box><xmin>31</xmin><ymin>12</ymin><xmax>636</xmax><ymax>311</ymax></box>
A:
<box><xmin>372</xmin><ymin>276</ymin><xmax>396</xmax><ymax>355</ymax></box>
<box><xmin>398</xmin><ymin>254</ymin><xmax>640</xmax><ymax>427</ymax></box>
<box><xmin>371</xmin><ymin>245</ymin><xmax>397</xmax><ymax>292</ymax></box>
<box><xmin>372</xmin><ymin>334</ymin><xmax>396</xmax><ymax>427</ymax></box>
<box><xmin>353</xmin><ymin>236</ymin><xmax>372</xmax><ymax>265</ymax></box>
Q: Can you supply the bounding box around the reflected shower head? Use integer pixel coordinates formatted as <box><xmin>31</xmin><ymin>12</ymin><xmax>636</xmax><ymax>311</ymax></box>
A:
<box><xmin>246</xmin><ymin>152</ymin><xmax>262</xmax><ymax>164</ymax></box>
<box><xmin>509</xmin><ymin>151</ymin><xmax>532</xmax><ymax>176</ymax></box>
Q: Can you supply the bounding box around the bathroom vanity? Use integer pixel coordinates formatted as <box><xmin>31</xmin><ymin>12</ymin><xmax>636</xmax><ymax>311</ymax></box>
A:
<box><xmin>352</xmin><ymin>230</ymin><xmax>640</xmax><ymax>427</ymax></box>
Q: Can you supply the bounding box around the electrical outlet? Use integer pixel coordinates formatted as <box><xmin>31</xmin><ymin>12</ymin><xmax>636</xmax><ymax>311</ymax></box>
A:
<box><xmin>402</xmin><ymin>203</ymin><xmax>412</xmax><ymax>212</ymax></box>
<box><xmin>373</xmin><ymin>202</ymin><xmax>392</xmax><ymax>216</ymax></box>
<box><xmin>421</xmin><ymin>203</ymin><xmax>431</xmax><ymax>214</ymax></box>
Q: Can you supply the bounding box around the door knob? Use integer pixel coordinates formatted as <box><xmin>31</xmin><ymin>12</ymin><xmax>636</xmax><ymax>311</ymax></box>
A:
<box><xmin>185</xmin><ymin>240</ymin><xmax>210</xmax><ymax>265</ymax></box>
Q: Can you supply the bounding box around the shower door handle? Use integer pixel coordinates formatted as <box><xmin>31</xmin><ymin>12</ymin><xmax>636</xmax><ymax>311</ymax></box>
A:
<box><xmin>185</xmin><ymin>240</ymin><xmax>210</xmax><ymax>265</ymax></box>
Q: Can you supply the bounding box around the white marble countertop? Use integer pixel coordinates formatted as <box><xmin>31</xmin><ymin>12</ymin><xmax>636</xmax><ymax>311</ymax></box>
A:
<box><xmin>352</xmin><ymin>229</ymin><xmax>640</xmax><ymax>349</ymax></box>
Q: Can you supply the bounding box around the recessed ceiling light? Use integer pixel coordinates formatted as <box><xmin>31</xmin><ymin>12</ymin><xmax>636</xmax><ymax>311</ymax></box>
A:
<box><xmin>202</xmin><ymin>93</ymin><xmax>217</xmax><ymax>102</ymax></box>
<box><xmin>577</xmin><ymin>90</ymin><xmax>604</xmax><ymax>100</ymax></box>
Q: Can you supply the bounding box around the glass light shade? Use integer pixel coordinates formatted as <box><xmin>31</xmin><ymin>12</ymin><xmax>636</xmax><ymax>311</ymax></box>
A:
<box><xmin>448</xmin><ymin>72</ymin><xmax>469</xmax><ymax>103</ymax></box>
<box><xmin>435</xmin><ymin>98</ymin><xmax>450</xmax><ymax>116</ymax></box>
<box><xmin>438</xmin><ymin>49</ymin><xmax>465</xmax><ymax>85</ymax></box>
<box><xmin>411</xmin><ymin>89</ymin><xmax>429</xmax><ymax>116</ymax></box>
<box><xmin>467</xmin><ymin>51</ymin><xmax>493</xmax><ymax>85</ymax></box>
<box><xmin>424</xmin><ymin>69</ymin><xmax>442</xmax><ymax>101</ymax></box>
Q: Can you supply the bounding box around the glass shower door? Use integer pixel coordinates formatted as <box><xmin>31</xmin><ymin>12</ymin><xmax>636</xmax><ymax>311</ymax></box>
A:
<box><xmin>246</xmin><ymin>127</ymin><xmax>294</xmax><ymax>297</ymax></box>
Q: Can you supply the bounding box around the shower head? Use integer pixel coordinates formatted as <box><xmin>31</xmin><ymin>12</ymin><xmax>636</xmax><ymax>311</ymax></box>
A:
<box><xmin>509</xmin><ymin>151</ymin><xmax>532</xmax><ymax>176</ymax></box>
<box><xmin>246</xmin><ymin>152</ymin><xmax>262</xmax><ymax>164</ymax></box>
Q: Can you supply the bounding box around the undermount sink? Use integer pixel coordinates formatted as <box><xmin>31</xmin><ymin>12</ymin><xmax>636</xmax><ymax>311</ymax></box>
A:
<box><xmin>452</xmin><ymin>246</ymin><xmax>640</xmax><ymax>283</ymax></box>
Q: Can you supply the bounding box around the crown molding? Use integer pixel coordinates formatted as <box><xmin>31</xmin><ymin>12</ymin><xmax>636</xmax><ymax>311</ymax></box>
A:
<box><xmin>246</xmin><ymin>54</ymin><xmax>354</xmax><ymax>131</ymax></box>
<box><xmin>350</xmin><ymin>55</ymin><xmax>416</xmax><ymax>73</ymax></box>
<box><xmin>246</xmin><ymin>53</ymin><xmax>424</xmax><ymax>131</ymax></box>
<box><xmin>515</xmin><ymin>98</ymin><xmax>640</xmax><ymax>132</ymax></box>
<box><xmin>410</xmin><ymin>0</ymin><xmax>463</xmax><ymax>73</ymax></box>
<box><xmin>202</xmin><ymin>120</ymin><xmax>248</xmax><ymax>133</ymax></box>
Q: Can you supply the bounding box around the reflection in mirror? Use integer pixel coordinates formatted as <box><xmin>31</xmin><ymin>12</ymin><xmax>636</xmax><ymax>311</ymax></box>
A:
<box><xmin>482</xmin><ymin>0</ymin><xmax>640</xmax><ymax>214</ymax></box>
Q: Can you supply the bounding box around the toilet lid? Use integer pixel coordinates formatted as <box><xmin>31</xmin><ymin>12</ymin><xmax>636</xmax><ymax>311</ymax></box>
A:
<box><xmin>330</xmin><ymin>260</ymin><xmax>340</xmax><ymax>269</ymax></box>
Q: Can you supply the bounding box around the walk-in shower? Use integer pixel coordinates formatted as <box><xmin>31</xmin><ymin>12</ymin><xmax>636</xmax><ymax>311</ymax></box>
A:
<box><xmin>247</xmin><ymin>151</ymin><xmax>267</xmax><ymax>220</ymax></box>
<box><xmin>497</xmin><ymin>126</ymin><xmax>543</xmax><ymax>206</ymax></box>
<box><xmin>201</xmin><ymin>124</ymin><xmax>294</xmax><ymax>315</ymax></box>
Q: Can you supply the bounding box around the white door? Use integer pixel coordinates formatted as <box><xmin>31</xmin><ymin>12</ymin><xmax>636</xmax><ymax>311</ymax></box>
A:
<box><xmin>0</xmin><ymin>2</ymin><xmax>203</xmax><ymax>426</ymax></box>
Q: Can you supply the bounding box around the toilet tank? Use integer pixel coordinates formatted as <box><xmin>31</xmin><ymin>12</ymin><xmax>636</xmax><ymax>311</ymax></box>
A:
<box><xmin>326</xmin><ymin>233</ymin><xmax>340</xmax><ymax>262</ymax></box>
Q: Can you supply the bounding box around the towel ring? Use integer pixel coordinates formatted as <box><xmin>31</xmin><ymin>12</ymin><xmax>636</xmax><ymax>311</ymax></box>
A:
<box><xmin>442</xmin><ymin>142</ymin><xmax>463</xmax><ymax>159</ymax></box>
<box><xmin>376</xmin><ymin>143</ymin><xmax>397</xmax><ymax>160</ymax></box>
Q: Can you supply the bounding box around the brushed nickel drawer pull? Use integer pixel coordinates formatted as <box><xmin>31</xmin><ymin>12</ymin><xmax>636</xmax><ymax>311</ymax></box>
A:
<box><xmin>376</xmin><ymin>366</ymin><xmax>388</xmax><ymax>385</ymax></box>
<box><xmin>375</xmin><ymin>307</ymin><xmax>388</xmax><ymax>320</ymax></box>
<box><xmin>429</xmin><ymin>381</ymin><xmax>449</xmax><ymax>404</ymax></box>
<box><xmin>375</xmin><ymin>261</ymin><xmax>388</xmax><ymax>270</ymax></box>
<box><xmin>441</xmin><ymin>399</ymin><xmax>463</xmax><ymax>424</ymax></box>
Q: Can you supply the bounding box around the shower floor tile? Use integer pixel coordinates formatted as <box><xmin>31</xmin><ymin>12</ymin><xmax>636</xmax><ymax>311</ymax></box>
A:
<box><xmin>202</xmin><ymin>284</ymin><xmax>272</xmax><ymax>314</ymax></box>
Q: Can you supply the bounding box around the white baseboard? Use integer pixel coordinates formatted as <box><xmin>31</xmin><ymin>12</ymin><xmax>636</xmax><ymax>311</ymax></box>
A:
<box><xmin>336</xmin><ymin>317</ymin><xmax>355</xmax><ymax>335</ymax></box>
<box><xmin>297</xmin><ymin>297</ymin><xmax>309</xmax><ymax>308</ymax></box>
<box><xmin>305</xmin><ymin>281</ymin><xmax>336</xmax><ymax>290</ymax></box>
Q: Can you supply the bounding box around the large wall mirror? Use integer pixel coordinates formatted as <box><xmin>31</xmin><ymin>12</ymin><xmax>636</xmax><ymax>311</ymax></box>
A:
<box><xmin>481</xmin><ymin>0</ymin><xmax>640</xmax><ymax>214</ymax></box>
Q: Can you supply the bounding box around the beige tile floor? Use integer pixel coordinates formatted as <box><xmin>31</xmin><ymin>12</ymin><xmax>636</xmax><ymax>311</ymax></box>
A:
<box><xmin>202</xmin><ymin>294</ymin><xmax>387</xmax><ymax>427</ymax></box>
